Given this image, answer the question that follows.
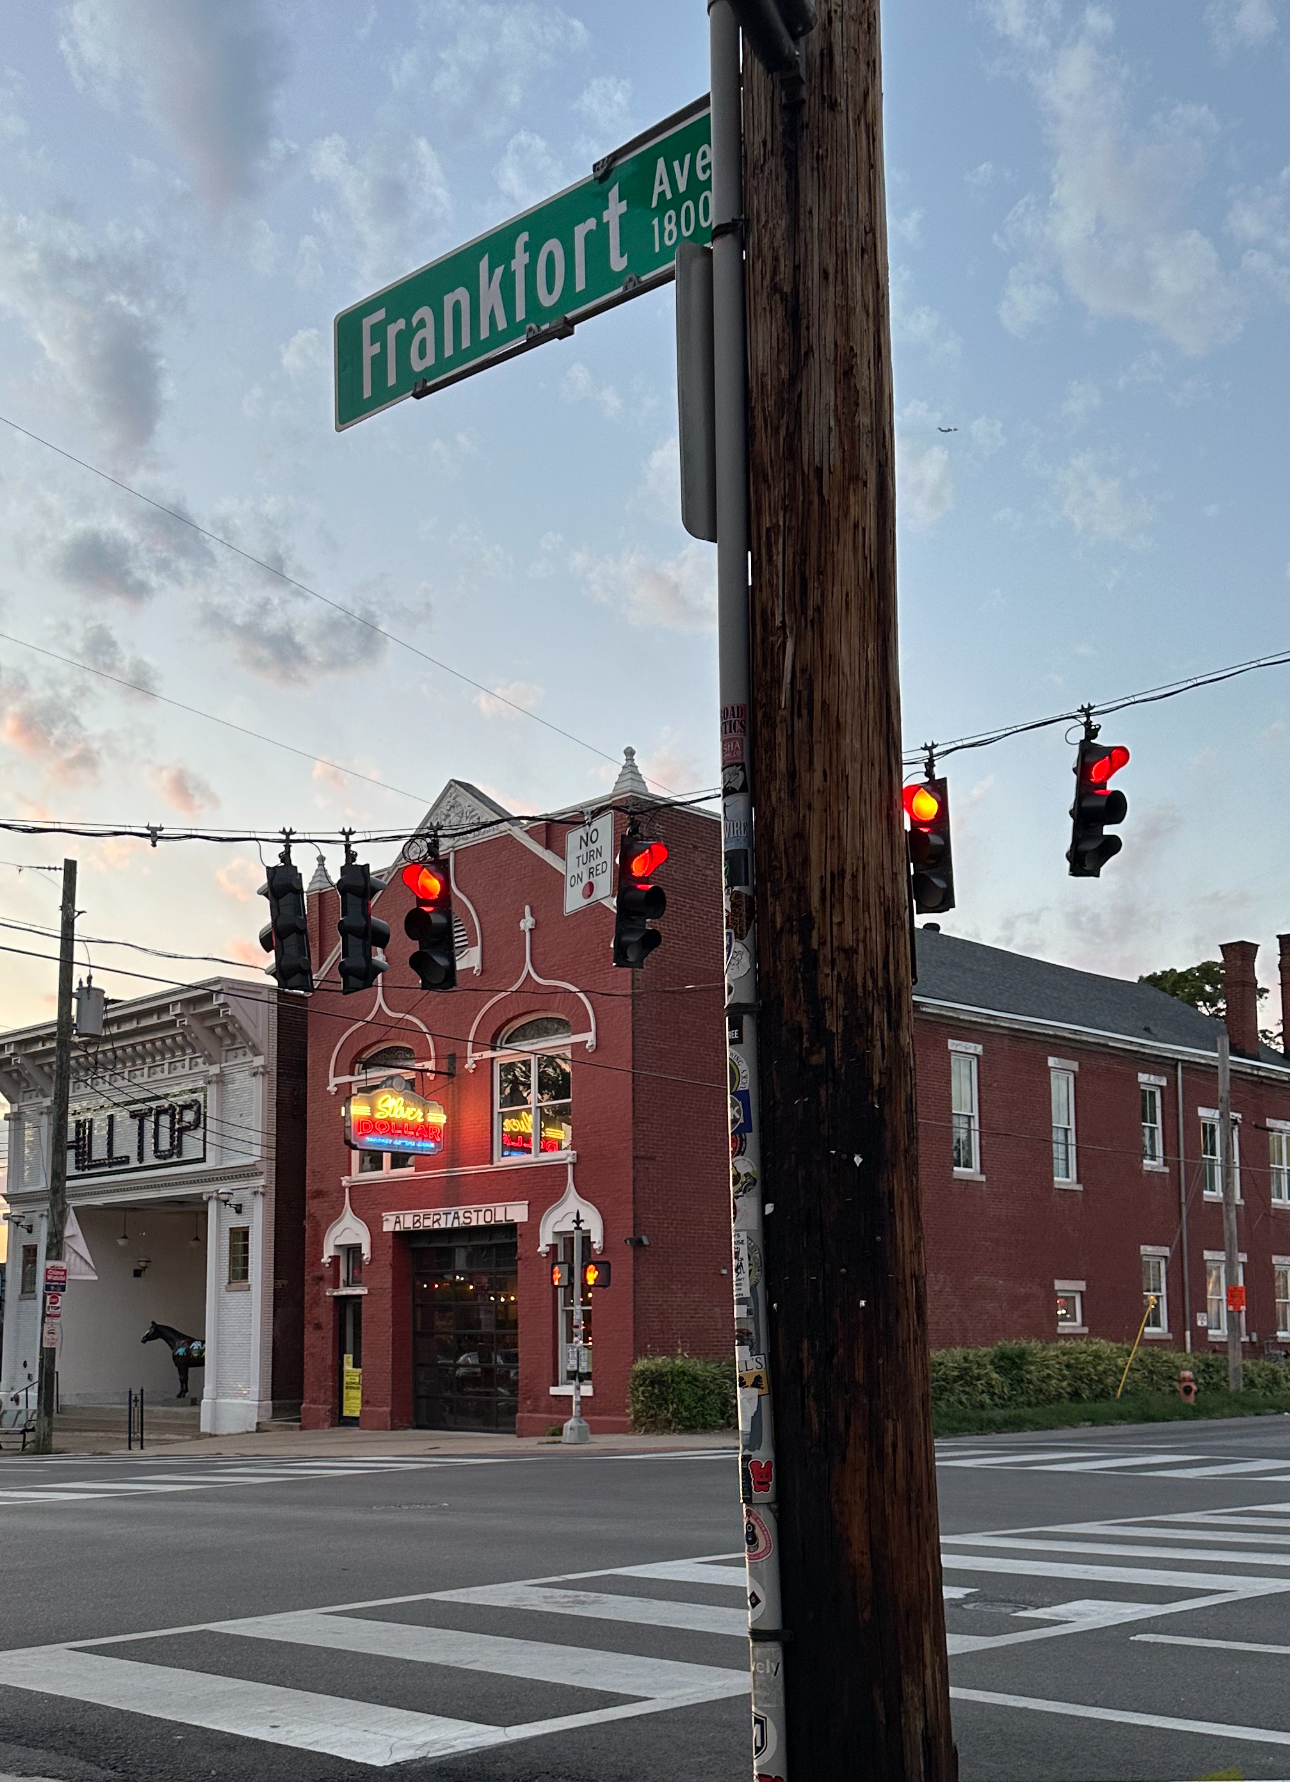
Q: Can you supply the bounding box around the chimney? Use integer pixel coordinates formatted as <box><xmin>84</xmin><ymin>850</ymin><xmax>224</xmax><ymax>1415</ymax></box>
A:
<box><xmin>1278</xmin><ymin>935</ymin><xmax>1290</xmax><ymax>1059</ymax></box>
<box><xmin>1221</xmin><ymin>939</ymin><xmax>1260</xmax><ymax>1059</ymax></box>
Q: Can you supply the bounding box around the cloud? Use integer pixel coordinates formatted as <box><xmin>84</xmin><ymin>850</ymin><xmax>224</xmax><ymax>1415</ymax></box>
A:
<box><xmin>1056</xmin><ymin>451</ymin><xmax>1152</xmax><ymax>543</ymax></box>
<box><xmin>897</xmin><ymin>439</ymin><xmax>953</xmax><ymax>530</ymax></box>
<box><xmin>280</xmin><ymin>327</ymin><xmax>327</xmax><ymax>379</ymax></box>
<box><xmin>1205</xmin><ymin>0</ymin><xmax>1278</xmax><ymax>55</ymax></box>
<box><xmin>60</xmin><ymin>0</ymin><xmax>290</xmax><ymax>209</ymax></box>
<box><xmin>970</xmin><ymin>416</ymin><xmax>1006</xmax><ymax>456</ymax></box>
<box><xmin>397</xmin><ymin>1</ymin><xmax>588</xmax><ymax>137</ymax></box>
<box><xmin>215</xmin><ymin>857</ymin><xmax>261</xmax><ymax>902</ymax></box>
<box><xmin>1061</xmin><ymin>378</ymin><xmax>1102</xmax><ymax>420</ymax></box>
<box><xmin>51</xmin><ymin>526</ymin><xmax>156</xmax><ymax>605</ymax></box>
<box><xmin>476</xmin><ymin>679</ymin><xmax>544</xmax><ymax>720</ymax></box>
<box><xmin>35</xmin><ymin>488</ymin><xmax>215</xmax><ymax>605</ymax></box>
<box><xmin>309</xmin><ymin>132</ymin><xmax>451</xmax><ymax>287</ymax></box>
<box><xmin>197</xmin><ymin>586</ymin><xmax>379</xmax><ymax>685</ymax></box>
<box><xmin>988</xmin><ymin>5</ymin><xmax>1246</xmax><ymax>355</ymax></box>
<box><xmin>0</xmin><ymin>204</ymin><xmax>171</xmax><ymax>461</ymax></box>
<box><xmin>75</xmin><ymin>620</ymin><xmax>160</xmax><ymax>695</ymax></box>
<box><xmin>574</xmin><ymin>541</ymin><xmax>717</xmax><ymax>631</ymax></box>
<box><xmin>561</xmin><ymin>361</ymin><xmax>624</xmax><ymax>421</ymax></box>
<box><xmin>574</xmin><ymin>76</ymin><xmax>632</xmax><ymax>136</ymax></box>
<box><xmin>890</xmin><ymin>208</ymin><xmax>924</xmax><ymax>247</ymax></box>
<box><xmin>0</xmin><ymin>661</ymin><xmax>103</xmax><ymax>783</ymax></box>
<box><xmin>890</xmin><ymin>268</ymin><xmax>962</xmax><ymax>364</ymax></box>
<box><xmin>495</xmin><ymin>131</ymin><xmax>561</xmax><ymax>209</ymax></box>
<box><xmin>150</xmin><ymin>763</ymin><xmax>219</xmax><ymax>813</ymax></box>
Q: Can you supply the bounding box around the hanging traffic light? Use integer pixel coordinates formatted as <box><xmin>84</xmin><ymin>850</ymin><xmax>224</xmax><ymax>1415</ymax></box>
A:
<box><xmin>402</xmin><ymin>859</ymin><xmax>457</xmax><ymax>989</ymax></box>
<box><xmin>258</xmin><ymin>862</ymin><xmax>313</xmax><ymax>993</ymax></box>
<box><xmin>582</xmin><ymin>1258</ymin><xmax>612</xmax><ymax>1290</ymax></box>
<box><xmin>1067</xmin><ymin>739</ymin><xmax>1129</xmax><ymax>878</ymax></box>
<box><xmin>336</xmin><ymin>861</ymin><xmax>390</xmax><ymax>995</ymax></box>
<box><xmin>903</xmin><ymin>777</ymin><xmax>955</xmax><ymax>914</ymax></box>
<box><xmin>613</xmin><ymin>835</ymin><xmax>668</xmax><ymax>968</ymax></box>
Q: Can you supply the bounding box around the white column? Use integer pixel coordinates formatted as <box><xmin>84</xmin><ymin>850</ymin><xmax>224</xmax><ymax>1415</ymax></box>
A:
<box><xmin>199</xmin><ymin>1192</ymin><xmax>221</xmax><ymax>1434</ymax></box>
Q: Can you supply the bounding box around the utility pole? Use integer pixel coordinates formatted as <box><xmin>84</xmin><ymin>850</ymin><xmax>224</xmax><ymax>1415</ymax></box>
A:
<box><xmin>32</xmin><ymin>857</ymin><xmax>77</xmax><ymax>1456</ymax></box>
<box><xmin>1217</xmin><ymin>1034</ymin><xmax>1244</xmax><ymax>1392</ymax></box>
<box><xmin>738</xmin><ymin>2</ymin><xmax>955</xmax><ymax>1775</ymax></box>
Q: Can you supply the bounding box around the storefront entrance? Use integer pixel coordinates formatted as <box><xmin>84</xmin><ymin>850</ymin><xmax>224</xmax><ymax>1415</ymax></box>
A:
<box><xmin>411</xmin><ymin>1232</ymin><xmax>519</xmax><ymax>1432</ymax></box>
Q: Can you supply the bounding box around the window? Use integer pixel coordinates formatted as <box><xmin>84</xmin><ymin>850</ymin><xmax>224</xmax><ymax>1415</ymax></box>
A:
<box><xmin>1204</xmin><ymin>1255</ymin><xmax>1246</xmax><ymax>1339</ymax></box>
<box><xmin>356</xmin><ymin>1046</ymin><xmax>419</xmax><ymax>1174</ymax></box>
<box><xmin>1270</xmin><ymin>1128</ymin><xmax>1290</xmax><ymax>1205</ymax></box>
<box><xmin>1056</xmin><ymin>1285</ymin><xmax>1084</xmax><ymax>1330</ymax></box>
<box><xmin>1051</xmin><ymin>1069</ymin><xmax>1077</xmax><ymax>1183</ymax></box>
<box><xmin>1200</xmin><ymin>1112</ymin><xmax>1240</xmax><ymax>1199</ymax></box>
<box><xmin>227</xmin><ymin>1227</ymin><xmax>250</xmax><ymax>1285</ymax></box>
<box><xmin>20</xmin><ymin>1244</ymin><xmax>38</xmax><ymax>1297</ymax></box>
<box><xmin>1275</xmin><ymin>1262</ymin><xmax>1290</xmax><ymax>1339</ymax></box>
<box><xmin>1140</xmin><ymin>1085</ymin><xmax>1164</xmax><ymax>1165</ymax></box>
<box><xmin>496</xmin><ymin>1018</ymin><xmax>572</xmax><ymax>1159</ymax></box>
<box><xmin>1141</xmin><ymin>1253</ymin><xmax>1167</xmax><ymax>1332</ymax></box>
<box><xmin>951</xmin><ymin>1051</ymin><xmax>980</xmax><ymax>1173</ymax></box>
<box><xmin>342</xmin><ymin>1245</ymin><xmax>363</xmax><ymax>1288</ymax></box>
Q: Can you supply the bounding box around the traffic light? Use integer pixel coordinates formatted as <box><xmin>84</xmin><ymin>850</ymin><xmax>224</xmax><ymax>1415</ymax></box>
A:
<box><xmin>402</xmin><ymin>859</ymin><xmax>457</xmax><ymax>990</ymax></box>
<box><xmin>336</xmin><ymin>861</ymin><xmax>390</xmax><ymax>995</ymax></box>
<box><xmin>903</xmin><ymin>777</ymin><xmax>955</xmax><ymax>914</ymax></box>
<box><xmin>1067</xmin><ymin>740</ymin><xmax>1129</xmax><ymax>878</ymax></box>
<box><xmin>582</xmin><ymin>1259</ymin><xmax>612</xmax><ymax>1290</ymax></box>
<box><xmin>729</xmin><ymin>0</ymin><xmax>816</xmax><ymax>74</ymax></box>
<box><xmin>258</xmin><ymin>862</ymin><xmax>313</xmax><ymax>993</ymax></box>
<box><xmin>613</xmin><ymin>836</ymin><xmax>668</xmax><ymax>968</ymax></box>
<box><xmin>551</xmin><ymin>1262</ymin><xmax>572</xmax><ymax>1287</ymax></box>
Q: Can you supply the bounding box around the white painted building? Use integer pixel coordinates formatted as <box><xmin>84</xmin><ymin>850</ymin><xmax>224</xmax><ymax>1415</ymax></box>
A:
<box><xmin>0</xmin><ymin>978</ymin><xmax>306</xmax><ymax>1435</ymax></box>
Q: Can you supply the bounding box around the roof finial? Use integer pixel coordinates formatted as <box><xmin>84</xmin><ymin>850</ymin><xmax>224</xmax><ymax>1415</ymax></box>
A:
<box><xmin>611</xmin><ymin>746</ymin><xmax>649</xmax><ymax>799</ymax></box>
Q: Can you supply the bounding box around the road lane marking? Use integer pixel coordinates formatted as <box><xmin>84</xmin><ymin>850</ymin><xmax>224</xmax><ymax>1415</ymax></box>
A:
<box><xmin>597</xmin><ymin>1560</ymin><xmax>748</xmax><ymax>1587</ymax></box>
<box><xmin>942</xmin><ymin>1534</ymin><xmax>1290</xmax><ymax>1569</ymax></box>
<box><xmin>429</xmin><ymin>1582</ymin><xmax>749</xmax><ymax>1636</ymax></box>
<box><xmin>950</xmin><ymin>1684</ymin><xmax>1290</xmax><ymax>1749</ymax></box>
<box><xmin>1133</xmin><ymin>1633</ymin><xmax>1290</xmax><ymax>1656</ymax></box>
<box><xmin>941</xmin><ymin>1553</ymin><xmax>1290</xmax><ymax>1591</ymax></box>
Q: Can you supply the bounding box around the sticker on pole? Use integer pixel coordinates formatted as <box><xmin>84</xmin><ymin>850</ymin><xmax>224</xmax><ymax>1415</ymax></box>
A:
<box><xmin>564</xmin><ymin>814</ymin><xmax>615</xmax><ymax>915</ymax></box>
<box><xmin>44</xmin><ymin>1263</ymin><xmax>68</xmax><ymax>1293</ymax></box>
<box><xmin>744</xmin><ymin>1506</ymin><xmax>774</xmax><ymax>1563</ymax></box>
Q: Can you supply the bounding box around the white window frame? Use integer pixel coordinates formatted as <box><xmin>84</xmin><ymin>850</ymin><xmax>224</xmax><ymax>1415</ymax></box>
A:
<box><xmin>1274</xmin><ymin>1257</ymin><xmax>1290</xmax><ymax>1340</ymax></box>
<box><xmin>1203</xmin><ymin>1250</ymin><xmax>1247</xmax><ymax>1340</ymax></box>
<box><xmin>493</xmin><ymin>1017</ymin><xmax>573</xmax><ymax>1162</ymax></box>
<box><xmin>1050</xmin><ymin>1067</ymin><xmax>1078</xmax><ymax>1186</ymax></box>
<box><xmin>1055</xmin><ymin>1278</ymin><xmax>1086</xmax><ymax>1334</ymax></box>
<box><xmin>949</xmin><ymin>1042</ymin><xmax>981</xmax><ymax>1177</ymax></box>
<box><xmin>1140</xmin><ymin>1247</ymin><xmax>1169</xmax><ymax>1337</ymax></box>
<box><xmin>1199</xmin><ymin>1108</ymin><xmax>1241</xmax><ymax>1202</ymax></box>
<box><xmin>1138</xmin><ymin>1074</ymin><xmax>1167</xmax><ymax>1170</ymax></box>
<box><xmin>1269</xmin><ymin>1122</ymin><xmax>1290</xmax><ymax>1207</ymax></box>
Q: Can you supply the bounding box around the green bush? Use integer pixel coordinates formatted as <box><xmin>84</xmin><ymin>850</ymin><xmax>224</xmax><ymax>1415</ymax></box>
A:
<box><xmin>630</xmin><ymin>1356</ymin><xmax>737</xmax><ymax>1432</ymax></box>
<box><xmin>929</xmin><ymin>1339</ymin><xmax>1290</xmax><ymax>1410</ymax></box>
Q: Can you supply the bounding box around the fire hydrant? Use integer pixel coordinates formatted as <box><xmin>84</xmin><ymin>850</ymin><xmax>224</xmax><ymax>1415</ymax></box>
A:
<box><xmin>1178</xmin><ymin>1369</ymin><xmax>1198</xmax><ymax>1405</ymax></box>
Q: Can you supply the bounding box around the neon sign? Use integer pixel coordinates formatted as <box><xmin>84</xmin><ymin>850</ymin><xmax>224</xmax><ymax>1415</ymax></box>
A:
<box><xmin>344</xmin><ymin>1087</ymin><xmax>446</xmax><ymax>1155</ymax></box>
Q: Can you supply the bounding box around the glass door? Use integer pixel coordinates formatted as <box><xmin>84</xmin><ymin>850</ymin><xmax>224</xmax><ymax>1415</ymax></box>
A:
<box><xmin>411</xmin><ymin>1233</ymin><xmax>519</xmax><ymax>1431</ymax></box>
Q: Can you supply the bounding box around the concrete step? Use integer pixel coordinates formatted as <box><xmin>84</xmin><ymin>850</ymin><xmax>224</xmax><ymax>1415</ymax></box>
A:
<box><xmin>56</xmin><ymin>1404</ymin><xmax>202</xmax><ymax>1433</ymax></box>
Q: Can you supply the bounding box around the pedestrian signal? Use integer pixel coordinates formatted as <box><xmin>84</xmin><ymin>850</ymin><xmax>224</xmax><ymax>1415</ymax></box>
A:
<box><xmin>582</xmin><ymin>1259</ymin><xmax>612</xmax><ymax>1289</ymax></box>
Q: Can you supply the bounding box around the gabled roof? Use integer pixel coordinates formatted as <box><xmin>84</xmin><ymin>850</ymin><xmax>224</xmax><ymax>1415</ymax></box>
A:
<box><xmin>913</xmin><ymin>927</ymin><xmax>1288</xmax><ymax>1070</ymax></box>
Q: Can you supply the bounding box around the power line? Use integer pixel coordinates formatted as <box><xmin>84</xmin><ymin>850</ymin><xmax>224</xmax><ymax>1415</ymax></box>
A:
<box><xmin>0</xmin><ymin>410</ymin><xmax>666</xmax><ymax>783</ymax></box>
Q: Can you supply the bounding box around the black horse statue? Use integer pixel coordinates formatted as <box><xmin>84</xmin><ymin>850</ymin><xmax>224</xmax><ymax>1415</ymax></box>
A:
<box><xmin>141</xmin><ymin>1322</ymin><xmax>206</xmax><ymax>1399</ymax></box>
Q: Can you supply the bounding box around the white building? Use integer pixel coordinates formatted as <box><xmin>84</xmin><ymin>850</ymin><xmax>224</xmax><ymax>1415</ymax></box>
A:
<box><xmin>0</xmin><ymin>978</ymin><xmax>305</xmax><ymax>1435</ymax></box>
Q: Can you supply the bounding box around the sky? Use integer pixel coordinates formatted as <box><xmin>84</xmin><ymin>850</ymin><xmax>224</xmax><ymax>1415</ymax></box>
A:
<box><xmin>0</xmin><ymin>0</ymin><xmax>1288</xmax><ymax>1045</ymax></box>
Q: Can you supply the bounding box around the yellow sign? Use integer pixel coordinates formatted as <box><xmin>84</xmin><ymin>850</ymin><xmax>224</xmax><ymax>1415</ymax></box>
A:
<box><xmin>341</xmin><ymin>1358</ymin><xmax>362</xmax><ymax>1419</ymax></box>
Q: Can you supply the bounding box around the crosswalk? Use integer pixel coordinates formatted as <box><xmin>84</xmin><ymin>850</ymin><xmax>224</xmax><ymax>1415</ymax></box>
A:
<box><xmin>940</xmin><ymin>1440</ymin><xmax>1290</xmax><ymax>1480</ymax></box>
<box><xmin>0</xmin><ymin>1455</ymin><xmax>501</xmax><ymax>1506</ymax></box>
<box><xmin>5</xmin><ymin>1510</ymin><xmax>1290</xmax><ymax>1767</ymax></box>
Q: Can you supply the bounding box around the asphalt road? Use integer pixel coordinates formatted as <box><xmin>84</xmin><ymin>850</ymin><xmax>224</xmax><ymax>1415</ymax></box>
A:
<box><xmin>2</xmin><ymin>1417</ymin><xmax>1290</xmax><ymax>1781</ymax></box>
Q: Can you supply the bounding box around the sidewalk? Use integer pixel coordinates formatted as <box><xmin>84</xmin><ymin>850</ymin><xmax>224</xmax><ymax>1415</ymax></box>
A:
<box><xmin>33</xmin><ymin>1422</ymin><xmax>739</xmax><ymax>1462</ymax></box>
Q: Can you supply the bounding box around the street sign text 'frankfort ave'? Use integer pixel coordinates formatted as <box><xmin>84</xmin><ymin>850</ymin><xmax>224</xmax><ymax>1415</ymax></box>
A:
<box><xmin>334</xmin><ymin>98</ymin><xmax>711</xmax><ymax>429</ymax></box>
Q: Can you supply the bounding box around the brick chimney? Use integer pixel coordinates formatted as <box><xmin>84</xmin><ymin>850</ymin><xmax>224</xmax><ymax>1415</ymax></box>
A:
<box><xmin>1279</xmin><ymin>935</ymin><xmax>1290</xmax><ymax>1059</ymax></box>
<box><xmin>1221</xmin><ymin>939</ymin><xmax>1260</xmax><ymax>1059</ymax></box>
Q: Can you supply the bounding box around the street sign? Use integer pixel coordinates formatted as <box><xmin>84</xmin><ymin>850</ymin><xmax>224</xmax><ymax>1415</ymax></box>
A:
<box><xmin>564</xmin><ymin>814</ymin><xmax>615</xmax><ymax>915</ymax></box>
<box><xmin>334</xmin><ymin>97</ymin><xmax>711</xmax><ymax>429</ymax></box>
<box><xmin>44</xmin><ymin>1263</ymin><xmax>68</xmax><ymax>1294</ymax></box>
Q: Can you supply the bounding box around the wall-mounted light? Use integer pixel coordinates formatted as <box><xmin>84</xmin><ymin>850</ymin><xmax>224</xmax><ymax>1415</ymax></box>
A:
<box><xmin>623</xmin><ymin>1235</ymin><xmax>650</xmax><ymax>1248</ymax></box>
<box><xmin>132</xmin><ymin>1257</ymin><xmax>151</xmax><ymax>1278</ymax></box>
<box><xmin>116</xmin><ymin>1211</ymin><xmax>129</xmax><ymax>1248</ymax></box>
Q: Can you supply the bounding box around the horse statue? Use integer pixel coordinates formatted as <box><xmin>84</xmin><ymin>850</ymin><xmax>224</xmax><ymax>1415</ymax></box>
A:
<box><xmin>141</xmin><ymin>1322</ymin><xmax>206</xmax><ymax>1399</ymax></box>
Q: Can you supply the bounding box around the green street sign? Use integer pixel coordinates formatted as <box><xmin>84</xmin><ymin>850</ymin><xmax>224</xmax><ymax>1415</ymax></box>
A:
<box><xmin>334</xmin><ymin>97</ymin><xmax>712</xmax><ymax>430</ymax></box>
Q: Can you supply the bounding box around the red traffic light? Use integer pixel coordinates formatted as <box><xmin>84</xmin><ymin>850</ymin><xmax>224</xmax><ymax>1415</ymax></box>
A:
<box><xmin>627</xmin><ymin>841</ymin><xmax>668</xmax><ymax>878</ymax></box>
<box><xmin>402</xmin><ymin>862</ymin><xmax>446</xmax><ymax>903</ymax></box>
<box><xmin>903</xmin><ymin>783</ymin><xmax>942</xmax><ymax>826</ymax></box>
<box><xmin>1086</xmin><ymin>744</ymin><xmax>1130</xmax><ymax>785</ymax></box>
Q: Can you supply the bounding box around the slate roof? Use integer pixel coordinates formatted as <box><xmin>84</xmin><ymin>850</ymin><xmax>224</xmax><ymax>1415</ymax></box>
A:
<box><xmin>913</xmin><ymin>926</ymin><xmax>1288</xmax><ymax>1069</ymax></box>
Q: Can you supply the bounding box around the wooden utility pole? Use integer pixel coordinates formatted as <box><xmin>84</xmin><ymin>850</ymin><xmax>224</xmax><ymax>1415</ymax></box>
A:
<box><xmin>1217</xmin><ymin>1034</ymin><xmax>1244</xmax><ymax>1392</ymax></box>
<box><xmin>32</xmin><ymin>857</ymin><xmax>77</xmax><ymax>1455</ymax></box>
<box><xmin>742</xmin><ymin>4</ymin><xmax>955</xmax><ymax>1776</ymax></box>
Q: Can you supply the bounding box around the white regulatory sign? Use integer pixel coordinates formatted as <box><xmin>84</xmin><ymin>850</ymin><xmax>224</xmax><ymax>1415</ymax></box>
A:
<box><xmin>564</xmin><ymin>815</ymin><xmax>615</xmax><ymax>916</ymax></box>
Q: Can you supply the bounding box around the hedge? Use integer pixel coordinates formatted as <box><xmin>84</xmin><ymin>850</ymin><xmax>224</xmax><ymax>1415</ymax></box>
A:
<box><xmin>629</xmin><ymin>1342</ymin><xmax>1290</xmax><ymax>1430</ymax></box>
<box><xmin>629</xmin><ymin>1356</ymin><xmax>737</xmax><ymax>1432</ymax></box>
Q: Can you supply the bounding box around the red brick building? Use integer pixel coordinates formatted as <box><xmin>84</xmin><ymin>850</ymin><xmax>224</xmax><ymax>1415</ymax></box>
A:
<box><xmin>299</xmin><ymin>767</ymin><xmax>1290</xmax><ymax>1436</ymax></box>
<box><xmin>300</xmin><ymin>766</ymin><xmax>728</xmax><ymax>1437</ymax></box>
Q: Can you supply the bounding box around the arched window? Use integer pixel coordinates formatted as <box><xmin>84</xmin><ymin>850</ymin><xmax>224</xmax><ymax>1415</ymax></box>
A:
<box><xmin>355</xmin><ymin>1045</ymin><xmax>417</xmax><ymax>1174</ymax></box>
<box><xmin>495</xmin><ymin>1017</ymin><xmax>572</xmax><ymax>1160</ymax></box>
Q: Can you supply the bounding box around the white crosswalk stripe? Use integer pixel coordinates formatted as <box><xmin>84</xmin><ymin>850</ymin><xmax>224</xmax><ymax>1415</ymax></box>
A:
<box><xmin>939</xmin><ymin>1441</ymin><xmax>1290</xmax><ymax>1480</ymax></box>
<box><xmin>0</xmin><ymin>1456</ymin><xmax>501</xmax><ymax>1506</ymax></box>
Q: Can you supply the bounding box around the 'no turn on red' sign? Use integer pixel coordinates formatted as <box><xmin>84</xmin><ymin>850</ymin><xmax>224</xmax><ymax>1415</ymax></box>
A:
<box><xmin>564</xmin><ymin>816</ymin><xmax>615</xmax><ymax>915</ymax></box>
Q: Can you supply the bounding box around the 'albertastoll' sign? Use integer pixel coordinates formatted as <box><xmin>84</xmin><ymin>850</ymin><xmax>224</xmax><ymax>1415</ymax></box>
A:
<box><xmin>383</xmin><ymin>1201</ymin><xmax>528</xmax><ymax>1233</ymax></box>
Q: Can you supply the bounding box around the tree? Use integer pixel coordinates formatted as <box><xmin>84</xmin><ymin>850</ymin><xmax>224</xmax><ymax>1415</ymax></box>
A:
<box><xmin>1140</xmin><ymin>960</ymin><xmax>1278</xmax><ymax>1048</ymax></box>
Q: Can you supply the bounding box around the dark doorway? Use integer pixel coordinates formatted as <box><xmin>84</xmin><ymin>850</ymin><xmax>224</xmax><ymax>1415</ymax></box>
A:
<box><xmin>338</xmin><ymin>1295</ymin><xmax>362</xmax><ymax>1425</ymax></box>
<box><xmin>411</xmin><ymin>1231</ymin><xmax>519</xmax><ymax>1431</ymax></box>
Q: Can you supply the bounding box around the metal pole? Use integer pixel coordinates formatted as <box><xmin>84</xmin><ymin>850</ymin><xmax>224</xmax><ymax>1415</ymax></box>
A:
<box><xmin>708</xmin><ymin>6</ymin><xmax>786</xmax><ymax>1775</ymax></box>
<box><xmin>562</xmin><ymin>1215</ymin><xmax>590</xmax><ymax>1443</ymax></box>
<box><xmin>32</xmin><ymin>858</ymin><xmax>77</xmax><ymax>1456</ymax></box>
<box><xmin>1217</xmin><ymin>1034</ymin><xmax>1244</xmax><ymax>1390</ymax></box>
<box><xmin>1175</xmin><ymin>1061</ymin><xmax>1191</xmax><ymax>1353</ymax></box>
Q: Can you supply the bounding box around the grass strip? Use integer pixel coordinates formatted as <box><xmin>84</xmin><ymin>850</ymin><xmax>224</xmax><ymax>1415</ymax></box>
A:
<box><xmin>935</xmin><ymin>1390</ymin><xmax>1290</xmax><ymax>1437</ymax></box>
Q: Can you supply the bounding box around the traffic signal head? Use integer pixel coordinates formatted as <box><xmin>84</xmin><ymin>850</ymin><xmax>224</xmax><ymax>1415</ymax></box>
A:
<box><xmin>903</xmin><ymin>777</ymin><xmax>955</xmax><ymax>914</ymax></box>
<box><xmin>402</xmin><ymin>858</ymin><xmax>457</xmax><ymax>989</ymax></box>
<box><xmin>551</xmin><ymin>1262</ymin><xmax>572</xmax><ymax>1288</ymax></box>
<box><xmin>258</xmin><ymin>863</ymin><xmax>313</xmax><ymax>993</ymax></box>
<box><xmin>336</xmin><ymin>862</ymin><xmax>390</xmax><ymax>995</ymax></box>
<box><xmin>613</xmin><ymin>836</ymin><xmax>668</xmax><ymax>969</ymax></box>
<box><xmin>582</xmin><ymin>1258</ymin><xmax>611</xmax><ymax>1289</ymax></box>
<box><xmin>1067</xmin><ymin>740</ymin><xmax>1129</xmax><ymax>878</ymax></box>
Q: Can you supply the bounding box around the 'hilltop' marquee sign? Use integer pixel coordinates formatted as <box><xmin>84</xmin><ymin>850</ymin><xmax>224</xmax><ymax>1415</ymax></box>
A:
<box><xmin>68</xmin><ymin>1092</ymin><xmax>207</xmax><ymax>1176</ymax></box>
<box><xmin>344</xmin><ymin>1086</ymin><xmax>447</xmax><ymax>1156</ymax></box>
